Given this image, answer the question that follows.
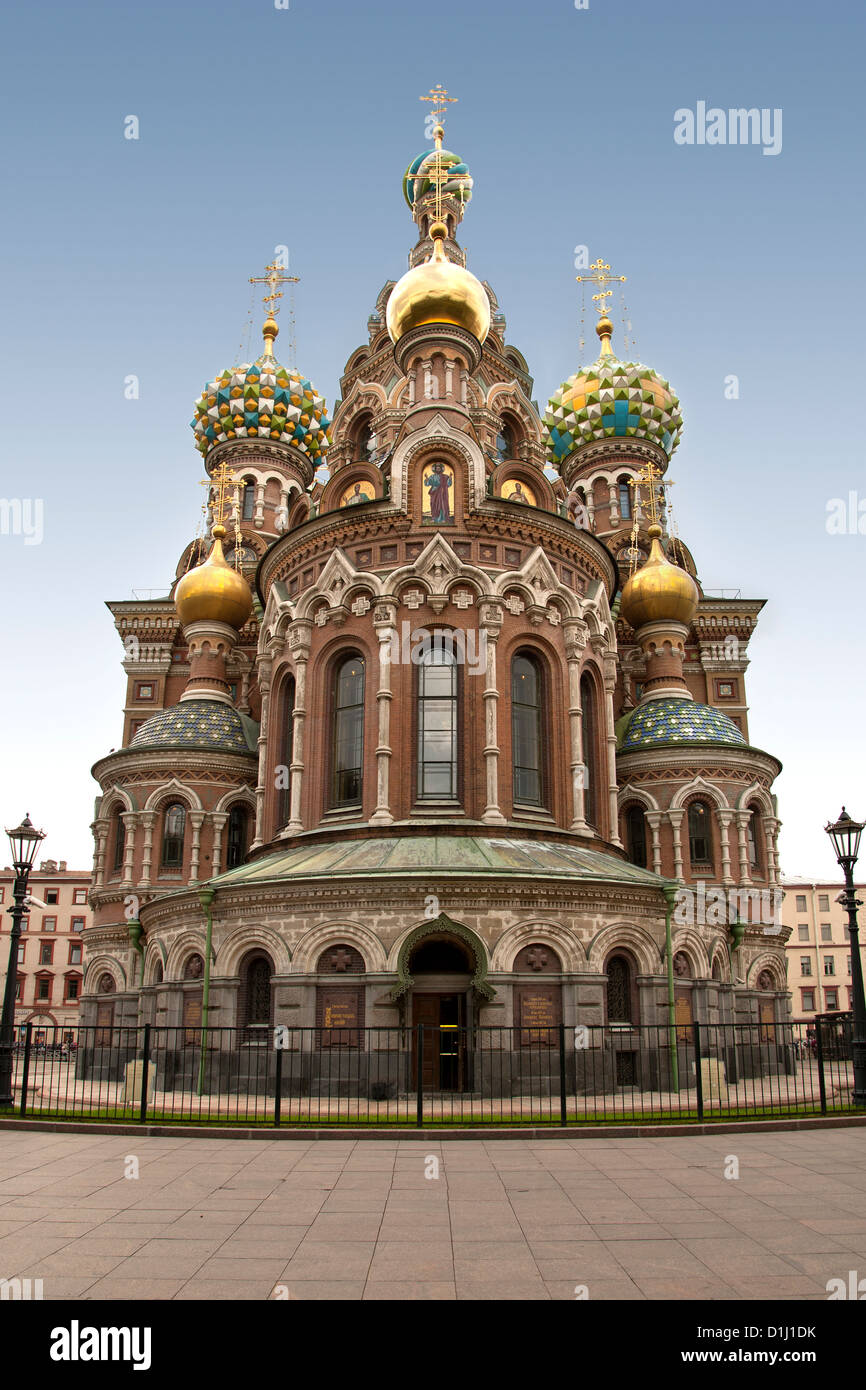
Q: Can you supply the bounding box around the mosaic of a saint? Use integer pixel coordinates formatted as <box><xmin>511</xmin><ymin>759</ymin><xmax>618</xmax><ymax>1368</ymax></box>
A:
<box><xmin>340</xmin><ymin>480</ymin><xmax>375</xmax><ymax>508</ymax></box>
<box><xmin>501</xmin><ymin>478</ymin><xmax>537</xmax><ymax>507</ymax></box>
<box><xmin>422</xmin><ymin>460</ymin><xmax>453</xmax><ymax>522</ymax></box>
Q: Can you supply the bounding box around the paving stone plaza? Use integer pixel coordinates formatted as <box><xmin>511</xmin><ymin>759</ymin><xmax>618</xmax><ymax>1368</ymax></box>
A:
<box><xmin>0</xmin><ymin>1127</ymin><xmax>864</xmax><ymax>1301</ymax></box>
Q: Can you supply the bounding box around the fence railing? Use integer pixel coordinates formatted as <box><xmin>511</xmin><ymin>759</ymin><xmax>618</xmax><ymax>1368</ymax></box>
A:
<box><xmin>0</xmin><ymin>1019</ymin><xmax>861</xmax><ymax>1128</ymax></box>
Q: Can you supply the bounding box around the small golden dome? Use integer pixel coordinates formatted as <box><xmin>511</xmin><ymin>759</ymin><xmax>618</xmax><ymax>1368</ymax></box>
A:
<box><xmin>386</xmin><ymin>228</ymin><xmax>490</xmax><ymax>345</ymax></box>
<box><xmin>175</xmin><ymin>525</ymin><xmax>253</xmax><ymax>630</ymax></box>
<box><xmin>620</xmin><ymin>524</ymin><xmax>699</xmax><ymax>629</ymax></box>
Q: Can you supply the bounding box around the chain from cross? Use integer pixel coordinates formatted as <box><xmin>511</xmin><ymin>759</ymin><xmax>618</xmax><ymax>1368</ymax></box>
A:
<box><xmin>576</xmin><ymin>258</ymin><xmax>626</xmax><ymax>320</ymax></box>
<box><xmin>201</xmin><ymin>460</ymin><xmax>241</xmax><ymax>530</ymax></box>
<box><xmin>249</xmin><ymin>261</ymin><xmax>300</xmax><ymax>319</ymax></box>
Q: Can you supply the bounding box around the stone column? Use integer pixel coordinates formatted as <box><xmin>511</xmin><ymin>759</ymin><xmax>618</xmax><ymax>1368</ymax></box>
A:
<box><xmin>255</xmin><ymin>482</ymin><xmax>265</xmax><ymax>529</ymax></box>
<box><xmin>371</xmin><ymin>604</ymin><xmax>396</xmax><ymax>825</ymax></box>
<box><xmin>608</xmin><ymin>482</ymin><xmax>619</xmax><ymax>526</ymax></box>
<box><xmin>765</xmin><ymin>817</ymin><xmax>782</xmax><ymax>888</ymax></box>
<box><xmin>188</xmin><ymin>811</ymin><xmax>205</xmax><ymax>884</ymax></box>
<box><xmin>735</xmin><ymin>809</ymin><xmax>751</xmax><ymax>884</ymax></box>
<box><xmin>252</xmin><ymin>652</ymin><xmax>273</xmax><ymax>849</ymax></box>
<box><xmin>717</xmin><ymin>809</ymin><xmax>735</xmax><ymax>886</ymax></box>
<box><xmin>460</xmin><ymin>370</ymin><xmax>469</xmax><ymax>406</ymax></box>
<box><xmin>422</xmin><ymin>360</ymin><xmax>433</xmax><ymax>400</ymax></box>
<box><xmin>667</xmin><ymin>809</ymin><xmax>685</xmax><ymax>882</ymax></box>
<box><xmin>563</xmin><ymin>620</ymin><xmax>589</xmax><ymax>834</ymax></box>
<box><xmin>211</xmin><ymin>812</ymin><xmax>228</xmax><ymax>878</ymax></box>
<box><xmin>139</xmin><ymin>812</ymin><xmax>156</xmax><ymax>887</ymax></box>
<box><xmin>407</xmin><ymin>369</ymin><xmax>416</xmax><ymax>406</ymax></box>
<box><xmin>121</xmin><ymin>812</ymin><xmax>137</xmax><ymax>888</ymax></box>
<box><xmin>288</xmin><ymin>623</ymin><xmax>312</xmax><ymax>834</ymax></box>
<box><xmin>602</xmin><ymin>652</ymin><xmax>622</xmax><ymax>847</ymax></box>
<box><xmin>645</xmin><ymin>811</ymin><xmax>663</xmax><ymax>875</ymax></box>
<box><xmin>479</xmin><ymin>602</ymin><xmax>506</xmax><ymax>824</ymax></box>
<box><xmin>92</xmin><ymin>819</ymin><xmax>109</xmax><ymax>888</ymax></box>
<box><xmin>445</xmin><ymin>361</ymin><xmax>454</xmax><ymax>399</ymax></box>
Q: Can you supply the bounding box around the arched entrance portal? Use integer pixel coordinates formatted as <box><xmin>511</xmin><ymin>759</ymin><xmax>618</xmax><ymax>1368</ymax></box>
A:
<box><xmin>409</xmin><ymin>934</ymin><xmax>473</xmax><ymax>1093</ymax></box>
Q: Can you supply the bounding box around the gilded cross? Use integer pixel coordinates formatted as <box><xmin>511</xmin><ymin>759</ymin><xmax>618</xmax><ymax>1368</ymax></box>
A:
<box><xmin>576</xmin><ymin>258</ymin><xmax>626</xmax><ymax>320</ymax></box>
<box><xmin>201</xmin><ymin>460</ymin><xmax>241</xmax><ymax>529</ymax></box>
<box><xmin>249</xmin><ymin>261</ymin><xmax>300</xmax><ymax>319</ymax></box>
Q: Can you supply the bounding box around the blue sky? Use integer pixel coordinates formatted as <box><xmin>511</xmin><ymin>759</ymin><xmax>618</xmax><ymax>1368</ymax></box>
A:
<box><xmin>0</xmin><ymin>0</ymin><xmax>863</xmax><ymax>878</ymax></box>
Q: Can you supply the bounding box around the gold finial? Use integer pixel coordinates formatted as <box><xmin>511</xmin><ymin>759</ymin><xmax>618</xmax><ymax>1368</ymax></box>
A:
<box><xmin>420</xmin><ymin>84</ymin><xmax>457</xmax><ymax>130</ymax></box>
<box><xmin>577</xmin><ymin>258</ymin><xmax>626</xmax><ymax>356</ymax></box>
<box><xmin>249</xmin><ymin>261</ymin><xmax>299</xmax><ymax>357</ymax></box>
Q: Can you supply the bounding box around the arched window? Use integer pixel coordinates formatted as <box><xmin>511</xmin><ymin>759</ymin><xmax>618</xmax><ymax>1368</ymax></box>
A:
<box><xmin>356</xmin><ymin>417</ymin><xmax>375</xmax><ymax>461</ymax></box>
<box><xmin>160</xmin><ymin>803</ymin><xmax>186</xmax><ymax>869</ymax></box>
<box><xmin>688</xmin><ymin>800</ymin><xmax>713</xmax><ymax>870</ymax></box>
<box><xmin>112</xmin><ymin>813</ymin><xmax>126</xmax><ymax>872</ymax></box>
<box><xmin>418</xmin><ymin>642</ymin><xmax>458</xmax><ymax>799</ymax></box>
<box><xmin>511</xmin><ymin>653</ymin><xmax>544</xmax><ymax>807</ymax></box>
<box><xmin>747</xmin><ymin>805</ymin><xmax>762</xmax><ymax>871</ymax></box>
<box><xmin>618</xmin><ymin>477</ymin><xmax>632</xmax><ymax>520</ymax></box>
<box><xmin>276</xmin><ymin>676</ymin><xmax>295</xmax><ymax>831</ymax></box>
<box><xmin>332</xmin><ymin>654</ymin><xmax>365</xmax><ymax>808</ymax></box>
<box><xmin>226</xmin><ymin>805</ymin><xmax>248</xmax><ymax>869</ymax></box>
<box><xmin>580</xmin><ymin>673</ymin><xmax>600</xmax><ymax>828</ymax></box>
<box><xmin>241</xmin><ymin>480</ymin><xmax>256</xmax><ymax>521</ymax></box>
<box><xmin>496</xmin><ymin>420</ymin><xmax>515</xmax><ymax>462</ymax></box>
<box><xmin>625</xmin><ymin>805</ymin><xmax>647</xmax><ymax>867</ymax></box>
<box><xmin>606</xmin><ymin>955</ymin><xmax>635</xmax><ymax>1024</ymax></box>
<box><xmin>239</xmin><ymin>952</ymin><xmax>273</xmax><ymax>1038</ymax></box>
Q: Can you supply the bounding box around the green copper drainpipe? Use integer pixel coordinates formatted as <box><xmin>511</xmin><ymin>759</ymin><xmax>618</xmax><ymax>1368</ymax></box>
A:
<box><xmin>197</xmin><ymin>886</ymin><xmax>216</xmax><ymax>1098</ymax></box>
<box><xmin>663</xmin><ymin>885</ymin><xmax>679</xmax><ymax>1092</ymax></box>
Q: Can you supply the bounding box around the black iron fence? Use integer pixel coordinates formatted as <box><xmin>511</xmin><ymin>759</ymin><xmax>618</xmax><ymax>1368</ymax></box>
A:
<box><xmin>0</xmin><ymin>1018</ymin><xmax>861</xmax><ymax>1127</ymax></box>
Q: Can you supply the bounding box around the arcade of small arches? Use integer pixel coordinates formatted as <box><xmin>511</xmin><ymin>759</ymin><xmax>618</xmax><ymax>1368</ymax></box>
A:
<box><xmin>618</xmin><ymin>786</ymin><xmax>780</xmax><ymax>886</ymax></box>
<box><xmin>97</xmin><ymin>789</ymin><xmax>255</xmax><ymax>889</ymax></box>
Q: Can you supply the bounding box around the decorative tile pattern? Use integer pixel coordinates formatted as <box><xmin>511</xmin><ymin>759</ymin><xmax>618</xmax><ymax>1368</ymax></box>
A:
<box><xmin>543</xmin><ymin>352</ymin><xmax>683</xmax><ymax>463</ymax></box>
<box><xmin>619</xmin><ymin>697</ymin><xmax>746</xmax><ymax>752</ymax></box>
<box><xmin>129</xmin><ymin>699</ymin><xmax>256</xmax><ymax>754</ymax></box>
<box><xmin>192</xmin><ymin>355</ymin><xmax>331</xmax><ymax>462</ymax></box>
<box><xmin>403</xmin><ymin>148</ymin><xmax>473</xmax><ymax>210</ymax></box>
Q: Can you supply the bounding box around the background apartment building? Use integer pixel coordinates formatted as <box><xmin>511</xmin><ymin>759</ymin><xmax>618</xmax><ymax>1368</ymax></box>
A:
<box><xmin>782</xmin><ymin>878</ymin><xmax>866</xmax><ymax>1023</ymax></box>
<box><xmin>0</xmin><ymin>858</ymin><xmax>91</xmax><ymax>1037</ymax></box>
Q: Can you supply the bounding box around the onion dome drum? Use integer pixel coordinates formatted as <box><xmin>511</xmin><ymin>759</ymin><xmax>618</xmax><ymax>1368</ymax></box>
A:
<box><xmin>191</xmin><ymin>344</ymin><xmax>331</xmax><ymax>462</ymax></box>
<box><xmin>544</xmin><ymin>348</ymin><xmax>683</xmax><ymax>464</ymax></box>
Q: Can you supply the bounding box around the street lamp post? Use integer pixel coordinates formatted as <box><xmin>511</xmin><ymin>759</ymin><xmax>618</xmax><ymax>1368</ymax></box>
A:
<box><xmin>0</xmin><ymin>815</ymin><xmax>46</xmax><ymax>1106</ymax></box>
<box><xmin>825</xmin><ymin>807</ymin><xmax>866</xmax><ymax>1105</ymax></box>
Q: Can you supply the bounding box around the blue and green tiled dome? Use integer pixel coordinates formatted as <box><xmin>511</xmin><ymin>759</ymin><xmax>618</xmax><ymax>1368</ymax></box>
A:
<box><xmin>192</xmin><ymin>355</ymin><xmax>331</xmax><ymax>462</ymax></box>
<box><xmin>619</xmin><ymin>698</ymin><xmax>746</xmax><ymax>753</ymax></box>
<box><xmin>544</xmin><ymin>351</ymin><xmax>683</xmax><ymax>465</ymax></box>
<box><xmin>403</xmin><ymin>149</ymin><xmax>473</xmax><ymax>211</ymax></box>
<box><xmin>129</xmin><ymin>700</ymin><xmax>258</xmax><ymax>755</ymax></box>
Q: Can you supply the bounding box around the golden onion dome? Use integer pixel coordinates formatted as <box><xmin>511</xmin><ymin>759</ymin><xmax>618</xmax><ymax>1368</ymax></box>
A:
<box><xmin>620</xmin><ymin>524</ymin><xmax>699</xmax><ymax>630</ymax></box>
<box><xmin>386</xmin><ymin>224</ymin><xmax>490</xmax><ymax>345</ymax></box>
<box><xmin>175</xmin><ymin>525</ymin><xmax>253</xmax><ymax>630</ymax></box>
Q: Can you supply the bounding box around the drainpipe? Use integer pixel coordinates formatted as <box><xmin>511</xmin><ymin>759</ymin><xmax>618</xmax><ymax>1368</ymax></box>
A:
<box><xmin>197</xmin><ymin>886</ymin><xmax>216</xmax><ymax>1098</ymax></box>
<box><xmin>663</xmin><ymin>885</ymin><xmax>679</xmax><ymax>1091</ymax></box>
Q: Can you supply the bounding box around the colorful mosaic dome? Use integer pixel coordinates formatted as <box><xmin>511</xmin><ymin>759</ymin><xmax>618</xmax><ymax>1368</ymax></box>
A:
<box><xmin>619</xmin><ymin>698</ymin><xmax>746</xmax><ymax>753</ymax></box>
<box><xmin>191</xmin><ymin>355</ymin><xmax>331</xmax><ymax>462</ymax></box>
<box><xmin>128</xmin><ymin>700</ymin><xmax>258</xmax><ymax>755</ymax></box>
<box><xmin>403</xmin><ymin>148</ymin><xmax>473</xmax><ymax>211</ymax></box>
<box><xmin>544</xmin><ymin>352</ymin><xmax>683</xmax><ymax>464</ymax></box>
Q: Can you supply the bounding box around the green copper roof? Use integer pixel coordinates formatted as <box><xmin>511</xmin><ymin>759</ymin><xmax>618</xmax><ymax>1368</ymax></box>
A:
<box><xmin>128</xmin><ymin>699</ymin><xmax>258</xmax><ymax>755</ymax></box>
<box><xmin>208</xmin><ymin>834</ymin><xmax>669</xmax><ymax>890</ymax></box>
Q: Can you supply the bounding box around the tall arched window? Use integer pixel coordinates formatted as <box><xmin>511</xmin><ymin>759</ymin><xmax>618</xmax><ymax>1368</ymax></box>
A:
<box><xmin>606</xmin><ymin>955</ymin><xmax>636</xmax><ymax>1024</ymax></box>
<box><xmin>241</xmin><ymin>480</ymin><xmax>256</xmax><ymax>521</ymax></box>
<box><xmin>332</xmin><ymin>654</ymin><xmax>365</xmax><ymax>808</ymax></box>
<box><xmin>276</xmin><ymin>675</ymin><xmax>295</xmax><ymax>831</ymax></box>
<box><xmin>688</xmin><ymin>800</ymin><xmax>713</xmax><ymax>870</ymax></box>
<box><xmin>160</xmin><ymin>803</ymin><xmax>186</xmax><ymax>869</ymax></box>
<box><xmin>112</xmin><ymin>813</ymin><xmax>126</xmax><ymax>872</ymax></box>
<box><xmin>418</xmin><ymin>643</ymin><xmax>458</xmax><ymax>799</ymax></box>
<box><xmin>746</xmin><ymin>804</ymin><xmax>762</xmax><ymax>871</ymax></box>
<box><xmin>512</xmin><ymin>653</ymin><xmax>544</xmax><ymax>807</ymax></box>
<box><xmin>239</xmin><ymin>952</ymin><xmax>273</xmax><ymax>1040</ymax></box>
<box><xmin>580</xmin><ymin>673</ymin><xmax>599</xmax><ymax>828</ymax></box>
<box><xmin>226</xmin><ymin>805</ymin><xmax>248</xmax><ymax>869</ymax></box>
<box><xmin>355</xmin><ymin>417</ymin><xmax>375</xmax><ymax>460</ymax></box>
<box><xmin>496</xmin><ymin>420</ymin><xmax>515</xmax><ymax>462</ymax></box>
<box><xmin>625</xmin><ymin>805</ymin><xmax>647</xmax><ymax>867</ymax></box>
<box><xmin>618</xmin><ymin>477</ymin><xmax>632</xmax><ymax>520</ymax></box>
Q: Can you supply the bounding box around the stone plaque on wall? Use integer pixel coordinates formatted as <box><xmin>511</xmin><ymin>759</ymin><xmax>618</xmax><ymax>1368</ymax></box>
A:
<box><xmin>183</xmin><ymin>990</ymin><xmax>203</xmax><ymax>1046</ymax></box>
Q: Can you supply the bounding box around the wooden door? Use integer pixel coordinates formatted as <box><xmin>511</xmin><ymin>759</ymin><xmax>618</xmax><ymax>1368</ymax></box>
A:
<box><xmin>413</xmin><ymin>995</ymin><xmax>441</xmax><ymax>1091</ymax></box>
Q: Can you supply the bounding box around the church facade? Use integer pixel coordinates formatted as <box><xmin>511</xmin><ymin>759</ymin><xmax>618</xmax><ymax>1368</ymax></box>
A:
<box><xmin>81</xmin><ymin>120</ymin><xmax>787</xmax><ymax>1093</ymax></box>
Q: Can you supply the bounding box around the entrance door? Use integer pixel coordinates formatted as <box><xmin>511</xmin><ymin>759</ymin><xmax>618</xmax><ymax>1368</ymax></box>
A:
<box><xmin>413</xmin><ymin>994</ymin><xmax>465</xmax><ymax>1091</ymax></box>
